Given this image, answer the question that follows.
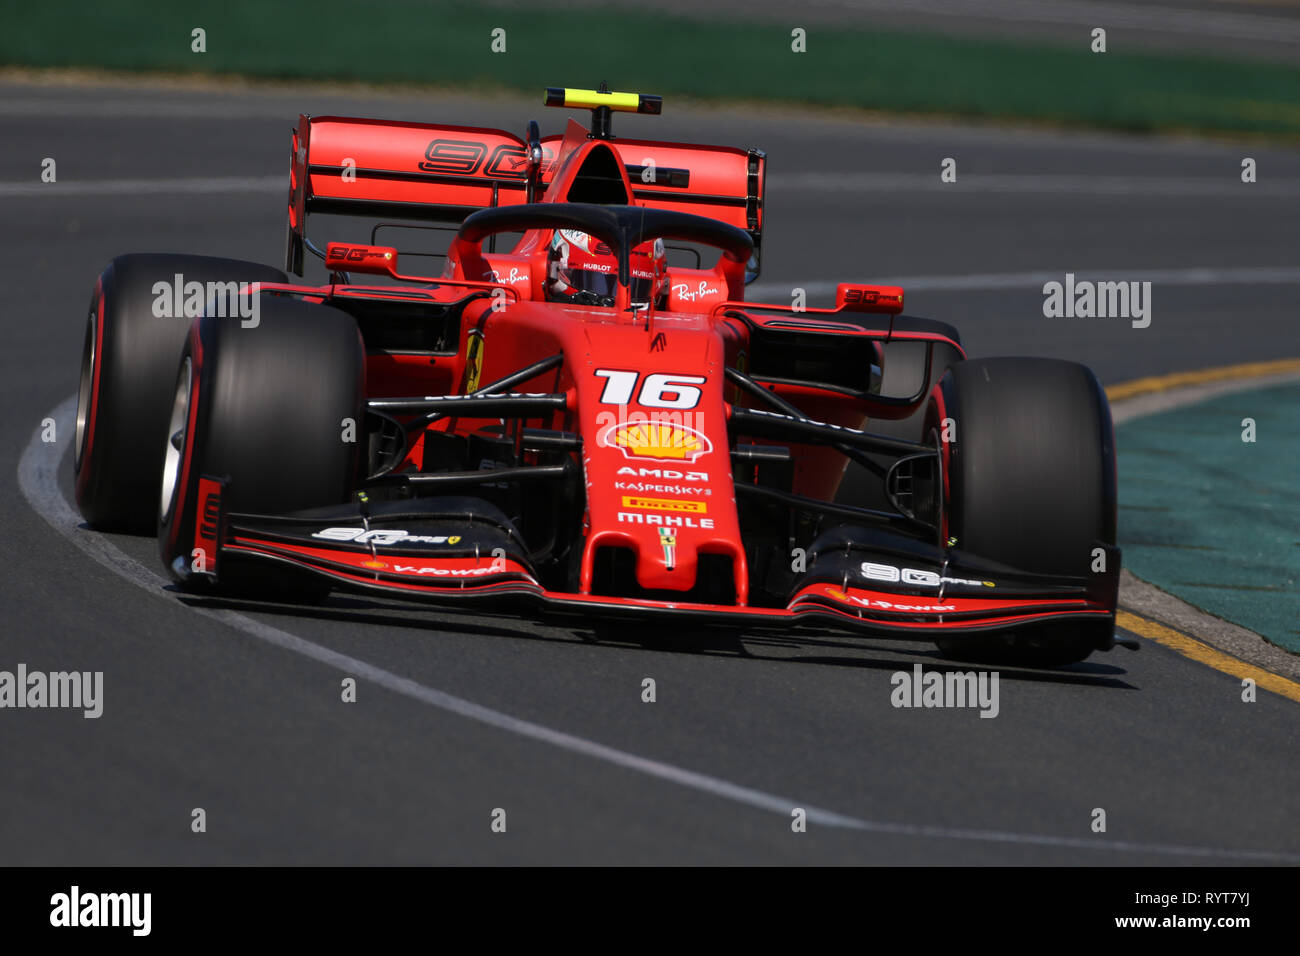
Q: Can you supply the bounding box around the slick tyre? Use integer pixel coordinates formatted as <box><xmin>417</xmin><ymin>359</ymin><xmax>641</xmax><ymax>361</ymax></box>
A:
<box><xmin>158</xmin><ymin>294</ymin><xmax>365</xmax><ymax>597</ymax></box>
<box><xmin>928</xmin><ymin>357</ymin><xmax>1116</xmax><ymax>666</ymax></box>
<box><xmin>75</xmin><ymin>254</ymin><xmax>288</xmax><ymax>532</ymax></box>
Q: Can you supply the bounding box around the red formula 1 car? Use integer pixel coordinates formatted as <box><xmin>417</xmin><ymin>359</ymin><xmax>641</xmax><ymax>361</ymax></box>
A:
<box><xmin>74</xmin><ymin>87</ymin><xmax>1124</xmax><ymax>665</ymax></box>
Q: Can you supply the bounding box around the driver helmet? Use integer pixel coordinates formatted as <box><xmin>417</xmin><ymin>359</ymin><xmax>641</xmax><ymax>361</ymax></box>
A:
<box><xmin>547</xmin><ymin>229</ymin><xmax>665</xmax><ymax>308</ymax></box>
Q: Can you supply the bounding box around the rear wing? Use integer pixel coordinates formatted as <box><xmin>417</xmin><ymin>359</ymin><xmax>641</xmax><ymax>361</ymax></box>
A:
<box><xmin>286</xmin><ymin>113</ymin><xmax>766</xmax><ymax>278</ymax></box>
<box><xmin>544</xmin><ymin>135</ymin><xmax>765</xmax><ymax>270</ymax></box>
<box><xmin>286</xmin><ymin>115</ymin><xmax>531</xmax><ymax>274</ymax></box>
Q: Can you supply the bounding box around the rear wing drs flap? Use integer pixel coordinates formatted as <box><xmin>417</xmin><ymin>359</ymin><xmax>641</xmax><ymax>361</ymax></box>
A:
<box><xmin>286</xmin><ymin>113</ymin><xmax>765</xmax><ymax>277</ymax></box>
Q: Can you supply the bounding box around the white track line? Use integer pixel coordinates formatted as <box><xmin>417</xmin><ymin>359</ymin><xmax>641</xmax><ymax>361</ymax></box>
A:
<box><xmin>0</xmin><ymin>101</ymin><xmax>288</xmax><ymax>119</ymax></box>
<box><xmin>4</xmin><ymin>171</ymin><xmax>1295</xmax><ymax>203</ymax></box>
<box><xmin>769</xmin><ymin>172</ymin><xmax>1300</xmax><ymax>197</ymax></box>
<box><xmin>5</xmin><ymin>172</ymin><xmax>1296</xmax><ymax>200</ymax></box>
<box><xmin>19</xmin><ymin>395</ymin><xmax>1300</xmax><ymax>862</ymax></box>
<box><xmin>819</xmin><ymin>0</ymin><xmax>1300</xmax><ymax>44</ymax></box>
<box><xmin>1111</xmin><ymin>370</ymin><xmax>1300</xmax><ymax>426</ymax></box>
<box><xmin>0</xmin><ymin>176</ymin><xmax>283</xmax><ymax>197</ymax></box>
<box><xmin>749</xmin><ymin>265</ymin><xmax>1300</xmax><ymax>299</ymax></box>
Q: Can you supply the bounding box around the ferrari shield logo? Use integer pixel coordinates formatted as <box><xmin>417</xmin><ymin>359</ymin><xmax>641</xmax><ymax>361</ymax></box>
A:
<box><xmin>658</xmin><ymin>527</ymin><xmax>677</xmax><ymax>570</ymax></box>
<box><xmin>464</xmin><ymin>329</ymin><xmax>485</xmax><ymax>393</ymax></box>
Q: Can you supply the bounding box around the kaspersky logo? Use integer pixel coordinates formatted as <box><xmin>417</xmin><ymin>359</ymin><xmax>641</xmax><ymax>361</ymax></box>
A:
<box><xmin>602</xmin><ymin>420</ymin><xmax>713</xmax><ymax>463</ymax></box>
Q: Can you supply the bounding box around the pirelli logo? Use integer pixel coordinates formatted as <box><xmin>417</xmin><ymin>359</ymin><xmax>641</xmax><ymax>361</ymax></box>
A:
<box><xmin>620</xmin><ymin>496</ymin><xmax>708</xmax><ymax>514</ymax></box>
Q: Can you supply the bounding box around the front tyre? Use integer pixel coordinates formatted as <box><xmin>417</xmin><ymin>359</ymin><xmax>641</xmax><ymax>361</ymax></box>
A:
<box><xmin>75</xmin><ymin>254</ymin><xmax>288</xmax><ymax>532</ymax></box>
<box><xmin>929</xmin><ymin>357</ymin><xmax>1117</xmax><ymax>666</ymax></box>
<box><xmin>158</xmin><ymin>294</ymin><xmax>365</xmax><ymax>592</ymax></box>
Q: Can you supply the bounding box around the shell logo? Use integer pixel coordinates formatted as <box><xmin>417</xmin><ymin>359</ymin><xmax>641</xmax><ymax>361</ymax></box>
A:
<box><xmin>602</xmin><ymin>421</ymin><xmax>713</xmax><ymax>463</ymax></box>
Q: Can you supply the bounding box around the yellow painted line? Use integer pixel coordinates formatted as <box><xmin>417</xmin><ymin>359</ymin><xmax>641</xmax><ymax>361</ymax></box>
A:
<box><xmin>1108</xmin><ymin>358</ymin><xmax>1300</xmax><ymax>697</ymax></box>
<box><xmin>1105</xmin><ymin>357</ymin><xmax>1300</xmax><ymax>402</ymax></box>
<box><xmin>1117</xmin><ymin>611</ymin><xmax>1300</xmax><ymax>704</ymax></box>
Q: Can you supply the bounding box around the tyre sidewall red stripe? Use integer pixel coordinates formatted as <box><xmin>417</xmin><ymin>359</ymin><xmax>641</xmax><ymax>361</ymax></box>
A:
<box><xmin>74</xmin><ymin>279</ymin><xmax>107</xmax><ymax>501</ymax></box>
<box><xmin>161</xmin><ymin>319</ymin><xmax>207</xmax><ymax>565</ymax></box>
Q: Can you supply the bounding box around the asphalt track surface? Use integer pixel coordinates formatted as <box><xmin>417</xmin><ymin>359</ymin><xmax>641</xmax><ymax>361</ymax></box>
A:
<box><xmin>3</xmin><ymin>80</ymin><xmax>1299</xmax><ymax>865</ymax></box>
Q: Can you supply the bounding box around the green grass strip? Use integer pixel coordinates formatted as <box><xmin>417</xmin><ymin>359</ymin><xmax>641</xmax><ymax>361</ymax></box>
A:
<box><xmin>6</xmin><ymin>0</ymin><xmax>1300</xmax><ymax>136</ymax></box>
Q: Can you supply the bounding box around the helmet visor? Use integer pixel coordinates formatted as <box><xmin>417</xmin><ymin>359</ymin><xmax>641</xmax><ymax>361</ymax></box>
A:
<box><xmin>563</xmin><ymin>269</ymin><xmax>654</xmax><ymax>304</ymax></box>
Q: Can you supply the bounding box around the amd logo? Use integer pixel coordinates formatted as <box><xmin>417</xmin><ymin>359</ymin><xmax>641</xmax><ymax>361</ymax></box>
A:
<box><xmin>616</xmin><ymin>466</ymin><xmax>709</xmax><ymax>482</ymax></box>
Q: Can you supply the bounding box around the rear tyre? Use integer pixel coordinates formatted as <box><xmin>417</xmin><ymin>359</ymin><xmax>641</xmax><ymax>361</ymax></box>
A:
<box><xmin>929</xmin><ymin>357</ymin><xmax>1116</xmax><ymax>666</ymax></box>
<box><xmin>75</xmin><ymin>254</ymin><xmax>288</xmax><ymax>532</ymax></box>
<box><xmin>158</xmin><ymin>294</ymin><xmax>365</xmax><ymax>599</ymax></box>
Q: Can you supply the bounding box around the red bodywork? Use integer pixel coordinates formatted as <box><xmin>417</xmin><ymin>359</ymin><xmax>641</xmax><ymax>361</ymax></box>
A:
<box><xmin>204</xmin><ymin>104</ymin><xmax>1118</xmax><ymax>638</ymax></box>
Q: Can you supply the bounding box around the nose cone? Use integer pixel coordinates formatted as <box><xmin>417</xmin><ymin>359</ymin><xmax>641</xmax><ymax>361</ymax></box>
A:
<box><xmin>574</xmin><ymin>319</ymin><xmax>747</xmax><ymax>602</ymax></box>
<box><xmin>617</xmin><ymin>509</ymin><xmax>714</xmax><ymax>591</ymax></box>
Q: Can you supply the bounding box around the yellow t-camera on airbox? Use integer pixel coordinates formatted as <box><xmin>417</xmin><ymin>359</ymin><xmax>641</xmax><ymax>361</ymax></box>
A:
<box><xmin>545</xmin><ymin>86</ymin><xmax>663</xmax><ymax>139</ymax></box>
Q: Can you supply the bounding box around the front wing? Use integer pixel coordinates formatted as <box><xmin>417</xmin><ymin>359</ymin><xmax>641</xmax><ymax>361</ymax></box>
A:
<box><xmin>190</xmin><ymin>480</ymin><xmax>1119</xmax><ymax>641</ymax></box>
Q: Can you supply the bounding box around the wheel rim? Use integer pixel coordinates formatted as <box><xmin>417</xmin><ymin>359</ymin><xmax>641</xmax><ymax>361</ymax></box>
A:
<box><xmin>160</xmin><ymin>357</ymin><xmax>192</xmax><ymax>523</ymax></box>
<box><xmin>74</xmin><ymin>310</ymin><xmax>95</xmax><ymax>469</ymax></box>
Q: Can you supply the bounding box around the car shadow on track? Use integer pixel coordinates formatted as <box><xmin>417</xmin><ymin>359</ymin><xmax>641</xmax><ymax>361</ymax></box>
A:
<box><xmin>588</xmin><ymin>624</ymin><xmax>1138</xmax><ymax>691</ymax></box>
<box><xmin>173</xmin><ymin>590</ymin><xmax>574</xmax><ymax>646</ymax></box>
<box><xmin>174</xmin><ymin>590</ymin><xmax>1137</xmax><ymax>692</ymax></box>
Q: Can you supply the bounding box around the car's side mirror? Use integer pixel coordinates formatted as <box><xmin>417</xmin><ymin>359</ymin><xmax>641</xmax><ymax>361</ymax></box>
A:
<box><xmin>324</xmin><ymin>242</ymin><xmax>399</xmax><ymax>277</ymax></box>
<box><xmin>836</xmin><ymin>283</ymin><xmax>905</xmax><ymax>315</ymax></box>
